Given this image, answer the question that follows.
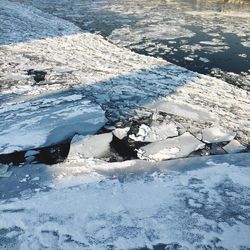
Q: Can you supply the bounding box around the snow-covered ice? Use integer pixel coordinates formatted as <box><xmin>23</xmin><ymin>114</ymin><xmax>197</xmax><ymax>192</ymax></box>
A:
<box><xmin>112</xmin><ymin>127</ymin><xmax>130</xmax><ymax>140</ymax></box>
<box><xmin>0</xmin><ymin>0</ymin><xmax>81</xmax><ymax>45</ymax></box>
<box><xmin>223</xmin><ymin>139</ymin><xmax>247</xmax><ymax>153</ymax></box>
<box><xmin>0</xmin><ymin>1</ymin><xmax>250</xmax><ymax>248</ymax></box>
<box><xmin>129</xmin><ymin>122</ymin><xmax>179</xmax><ymax>142</ymax></box>
<box><xmin>146</xmin><ymin>100</ymin><xmax>217</xmax><ymax>123</ymax></box>
<box><xmin>0</xmin><ymin>0</ymin><xmax>249</xmax><ymax>157</ymax></box>
<box><xmin>68</xmin><ymin>133</ymin><xmax>113</xmax><ymax>160</ymax></box>
<box><xmin>0</xmin><ymin>153</ymin><xmax>250</xmax><ymax>249</ymax></box>
<box><xmin>202</xmin><ymin>127</ymin><xmax>236</xmax><ymax>143</ymax></box>
<box><xmin>137</xmin><ymin>132</ymin><xmax>205</xmax><ymax>161</ymax></box>
<box><xmin>0</xmin><ymin>94</ymin><xmax>106</xmax><ymax>154</ymax></box>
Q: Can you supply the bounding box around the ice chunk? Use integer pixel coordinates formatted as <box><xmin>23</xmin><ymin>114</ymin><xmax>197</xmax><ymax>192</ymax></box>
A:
<box><xmin>0</xmin><ymin>165</ymin><xmax>12</xmax><ymax>178</ymax></box>
<box><xmin>223</xmin><ymin>140</ymin><xmax>246</xmax><ymax>153</ymax></box>
<box><xmin>129</xmin><ymin>124</ymin><xmax>151</xmax><ymax>142</ymax></box>
<box><xmin>199</xmin><ymin>57</ymin><xmax>210</xmax><ymax>63</ymax></box>
<box><xmin>138</xmin><ymin>132</ymin><xmax>205</xmax><ymax>161</ymax></box>
<box><xmin>146</xmin><ymin>100</ymin><xmax>216</xmax><ymax>122</ymax></box>
<box><xmin>68</xmin><ymin>133</ymin><xmax>113</xmax><ymax>159</ymax></box>
<box><xmin>24</xmin><ymin>150</ymin><xmax>39</xmax><ymax>157</ymax></box>
<box><xmin>112</xmin><ymin>127</ymin><xmax>130</xmax><ymax>140</ymax></box>
<box><xmin>0</xmin><ymin>94</ymin><xmax>106</xmax><ymax>154</ymax></box>
<box><xmin>129</xmin><ymin>122</ymin><xmax>179</xmax><ymax>142</ymax></box>
<box><xmin>202</xmin><ymin>127</ymin><xmax>236</xmax><ymax>143</ymax></box>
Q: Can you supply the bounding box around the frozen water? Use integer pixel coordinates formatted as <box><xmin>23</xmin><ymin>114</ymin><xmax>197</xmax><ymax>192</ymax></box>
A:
<box><xmin>0</xmin><ymin>0</ymin><xmax>81</xmax><ymax>45</ymax></box>
<box><xmin>0</xmin><ymin>153</ymin><xmax>249</xmax><ymax>249</ymax></box>
<box><xmin>129</xmin><ymin>122</ymin><xmax>179</xmax><ymax>142</ymax></box>
<box><xmin>223</xmin><ymin>139</ymin><xmax>247</xmax><ymax>153</ymax></box>
<box><xmin>0</xmin><ymin>0</ymin><xmax>249</xmax><ymax>155</ymax></box>
<box><xmin>0</xmin><ymin>165</ymin><xmax>12</xmax><ymax>178</ymax></box>
<box><xmin>112</xmin><ymin>127</ymin><xmax>130</xmax><ymax>140</ymax></box>
<box><xmin>138</xmin><ymin>132</ymin><xmax>205</xmax><ymax>161</ymax></box>
<box><xmin>0</xmin><ymin>94</ymin><xmax>106</xmax><ymax>154</ymax></box>
<box><xmin>0</xmin><ymin>1</ymin><xmax>249</xmax><ymax>248</ymax></box>
<box><xmin>202</xmin><ymin>127</ymin><xmax>236</xmax><ymax>143</ymax></box>
<box><xmin>8</xmin><ymin>0</ymin><xmax>250</xmax><ymax>90</ymax></box>
<box><xmin>68</xmin><ymin>133</ymin><xmax>113</xmax><ymax>160</ymax></box>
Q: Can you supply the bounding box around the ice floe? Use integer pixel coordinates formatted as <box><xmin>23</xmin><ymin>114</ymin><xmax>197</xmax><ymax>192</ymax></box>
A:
<box><xmin>223</xmin><ymin>139</ymin><xmax>247</xmax><ymax>153</ymax></box>
<box><xmin>146</xmin><ymin>100</ymin><xmax>217</xmax><ymax>122</ymax></box>
<box><xmin>137</xmin><ymin>132</ymin><xmax>205</xmax><ymax>161</ymax></box>
<box><xmin>0</xmin><ymin>0</ymin><xmax>81</xmax><ymax>45</ymax></box>
<box><xmin>68</xmin><ymin>133</ymin><xmax>113</xmax><ymax>160</ymax></box>
<box><xmin>0</xmin><ymin>95</ymin><xmax>106</xmax><ymax>154</ymax></box>
<box><xmin>202</xmin><ymin>126</ymin><xmax>236</xmax><ymax>143</ymax></box>
<box><xmin>129</xmin><ymin>122</ymin><xmax>178</xmax><ymax>142</ymax></box>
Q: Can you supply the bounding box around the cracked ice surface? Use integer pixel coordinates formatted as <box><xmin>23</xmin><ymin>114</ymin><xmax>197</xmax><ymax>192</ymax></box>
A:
<box><xmin>0</xmin><ymin>154</ymin><xmax>250</xmax><ymax>249</ymax></box>
<box><xmin>0</xmin><ymin>0</ymin><xmax>250</xmax><ymax>156</ymax></box>
<box><xmin>14</xmin><ymin>0</ymin><xmax>250</xmax><ymax>90</ymax></box>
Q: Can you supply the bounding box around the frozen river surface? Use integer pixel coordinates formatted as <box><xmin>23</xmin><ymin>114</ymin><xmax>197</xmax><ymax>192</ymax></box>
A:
<box><xmin>0</xmin><ymin>0</ymin><xmax>250</xmax><ymax>249</ymax></box>
<box><xmin>8</xmin><ymin>0</ymin><xmax>250</xmax><ymax>90</ymax></box>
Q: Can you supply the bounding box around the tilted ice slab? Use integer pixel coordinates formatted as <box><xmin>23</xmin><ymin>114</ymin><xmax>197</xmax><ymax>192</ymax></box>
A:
<box><xmin>137</xmin><ymin>132</ymin><xmax>205</xmax><ymax>161</ymax></box>
<box><xmin>223</xmin><ymin>139</ymin><xmax>247</xmax><ymax>153</ymax></box>
<box><xmin>68</xmin><ymin>133</ymin><xmax>113</xmax><ymax>160</ymax></box>
<box><xmin>0</xmin><ymin>153</ymin><xmax>250</xmax><ymax>249</ymax></box>
<box><xmin>202</xmin><ymin>127</ymin><xmax>236</xmax><ymax>143</ymax></box>
<box><xmin>0</xmin><ymin>93</ymin><xmax>106</xmax><ymax>154</ymax></box>
<box><xmin>129</xmin><ymin>122</ymin><xmax>179</xmax><ymax>142</ymax></box>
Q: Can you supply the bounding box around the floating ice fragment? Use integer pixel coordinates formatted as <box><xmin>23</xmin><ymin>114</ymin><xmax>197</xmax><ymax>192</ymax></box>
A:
<box><xmin>68</xmin><ymin>133</ymin><xmax>113</xmax><ymax>160</ymax></box>
<box><xmin>202</xmin><ymin>127</ymin><xmax>236</xmax><ymax>143</ymax></box>
<box><xmin>0</xmin><ymin>96</ymin><xmax>106</xmax><ymax>154</ymax></box>
<box><xmin>223</xmin><ymin>140</ymin><xmax>246</xmax><ymax>153</ymax></box>
<box><xmin>113</xmin><ymin>127</ymin><xmax>130</xmax><ymax>140</ymax></box>
<box><xmin>199</xmin><ymin>57</ymin><xmax>210</xmax><ymax>63</ymax></box>
<box><xmin>184</xmin><ymin>57</ymin><xmax>194</xmax><ymax>61</ymax></box>
<box><xmin>0</xmin><ymin>165</ymin><xmax>12</xmax><ymax>178</ymax></box>
<box><xmin>129</xmin><ymin>122</ymin><xmax>179</xmax><ymax>142</ymax></box>
<box><xmin>138</xmin><ymin>132</ymin><xmax>205</xmax><ymax>161</ymax></box>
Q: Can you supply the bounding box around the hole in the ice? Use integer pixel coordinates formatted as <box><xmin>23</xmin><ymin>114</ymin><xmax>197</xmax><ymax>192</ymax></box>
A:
<box><xmin>27</xmin><ymin>69</ymin><xmax>47</xmax><ymax>83</ymax></box>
